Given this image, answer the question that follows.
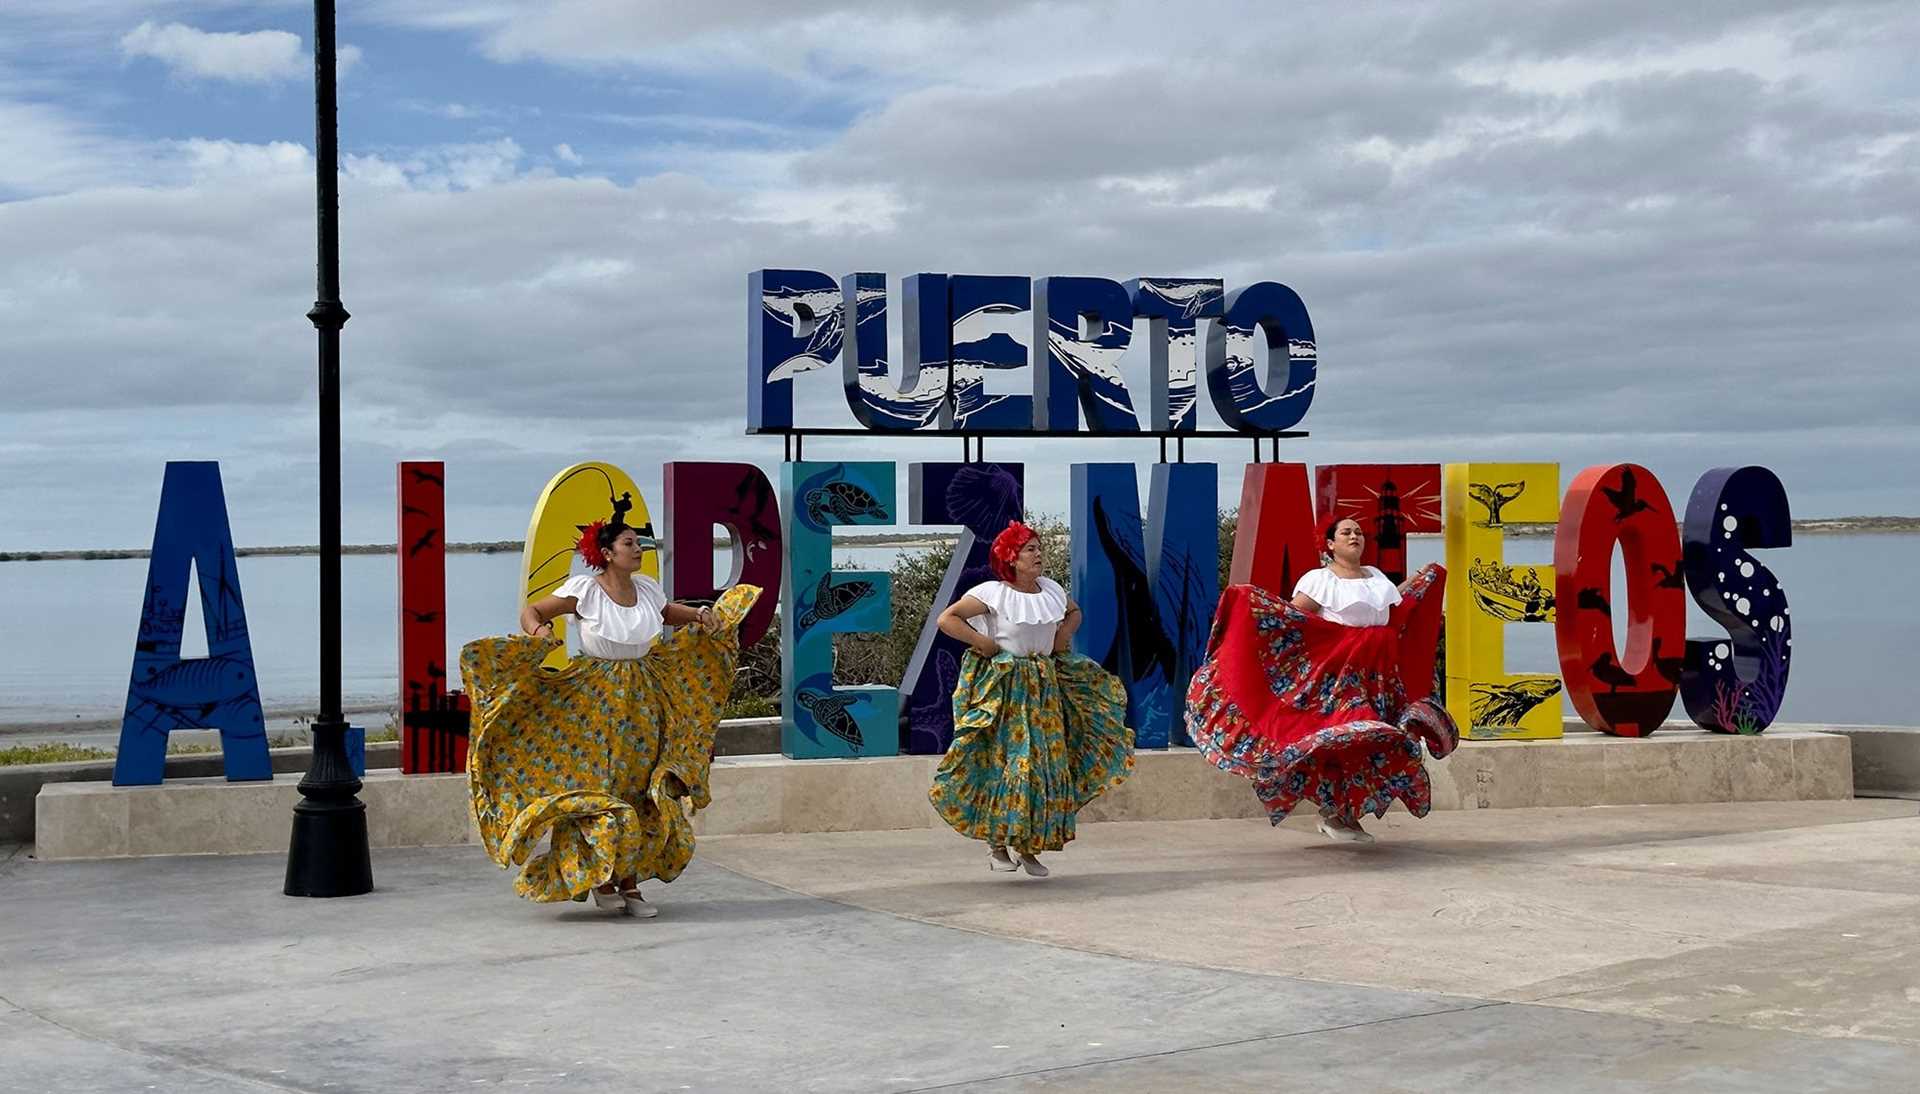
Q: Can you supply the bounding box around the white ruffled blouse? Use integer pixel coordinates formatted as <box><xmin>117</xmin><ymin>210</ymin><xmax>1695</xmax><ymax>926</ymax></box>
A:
<box><xmin>1293</xmin><ymin>566</ymin><xmax>1401</xmax><ymax>627</ymax></box>
<box><xmin>964</xmin><ymin>577</ymin><xmax>1070</xmax><ymax>656</ymax></box>
<box><xmin>555</xmin><ymin>573</ymin><xmax>668</xmax><ymax>659</ymax></box>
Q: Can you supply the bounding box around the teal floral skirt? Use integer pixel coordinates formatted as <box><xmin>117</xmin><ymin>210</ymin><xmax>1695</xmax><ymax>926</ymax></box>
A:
<box><xmin>929</xmin><ymin>651</ymin><xmax>1134</xmax><ymax>854</ymax></box>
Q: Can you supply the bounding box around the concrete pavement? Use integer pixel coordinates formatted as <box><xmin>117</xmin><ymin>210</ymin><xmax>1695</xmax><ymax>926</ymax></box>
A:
<box><xmin>2</xmin><ymin>800</ymin><xmax>1917</xmax><ymax>1092</ymax></box>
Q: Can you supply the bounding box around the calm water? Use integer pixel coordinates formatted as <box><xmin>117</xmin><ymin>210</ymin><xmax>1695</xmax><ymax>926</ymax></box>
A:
<box><xmin>1</xmin><ymin>536</ymin><xmax>1913</xmax><ymax>727</ymax></box>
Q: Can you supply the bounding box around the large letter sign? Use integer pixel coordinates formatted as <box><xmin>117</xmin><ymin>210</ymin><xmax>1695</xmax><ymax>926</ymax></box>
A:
<box><xmin>1204</xmin><ymin>282</ymin><xmax>1317</xmax><ymax>432</ymax></box>
<box><xmin>1126</xmin><ymin>278</ymin><xmax>1224</xmax><ymax>433</ymax></box>
<box><xmin>1033</xmin><ymin>276</ymin><xmax>1140</xmax><ymax>432</ymax></box>
<box><xmin>1554</xmin><ymin>464</ymin><xmax>1685</xmax><ymax>737</ymax></box>
<box><xmin>114</xmin><ymin>462</ymin><xmax>269</xmax><ymax>785</ymax></box>
<box><xmin>365</xmin><ymin>268</ymin><xmax>1818</xmax><ymax>787</ymax></box>
<box><xmin>1228</xmin><ymin>462</ymin><xmax>1319</xmax><ymax>597</ymax></box>
<box><xmin>900</xmin><ymin>461</ymin><xmax>1026</xmax><ymax>754</ymax></box>
<box><xmin>1445</xmin><ymin>462</ymin><xmax>1563</xmax><ymax>740</ymax></box>
<box><xmin>840</xmin><ymin>272</ymin><xmax>947</xmax><ymax>431</ymax></box>
<box><xmin>748</xmin><ymin>269</ymin><xmax>841</xmax><ymax>431</ymax></box>
<box><xmin>663</xmin><ymin>461</ymin><xmax>783</xmax><ymax>648</ymax></box>
<box><xmin>522</xmin><ymin>462</ymin><xmax>656</xmax><ymax>669</ymax></box>
<box><xmin>1681</xmin><ymin>466</ymin><xmax>1792</xmax><ymax>733</ymax></box>
<box><xmin>945</xmin><ymin>275</ymin><xmax>1034</xmax><ymax>431</ymax></box>
<box><xmin>398</xmin><ymin>461</ymin><xmax>469</xmax><ymax>773</ymax></box>
<box><xmin>1314</xmin><ymin>463</ymin><xmax>1442</xmax><ymax>584</ymax></box>
<box><xmin>781</xmin><ymin>461</ymin><xmax>898</xmax><ymax>758</ymax></box>
<box><xmin>1070</xmin><ymin>463</ymin><xmax>1219</xmax><ymax>747</ymax></box>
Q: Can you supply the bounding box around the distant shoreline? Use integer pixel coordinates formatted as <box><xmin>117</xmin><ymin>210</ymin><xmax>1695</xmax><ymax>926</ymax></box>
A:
<box><xmin>3</xmin><ymin>517</ymin><xmax>1917</xmax><ymax>561</ymax></box>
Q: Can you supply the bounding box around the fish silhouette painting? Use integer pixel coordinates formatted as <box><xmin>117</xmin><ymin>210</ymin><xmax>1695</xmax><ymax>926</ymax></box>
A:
<box><xmin>798</xmin><ymin>572</ymin><xmax>873</xmax><ymax>629</ymax></box>
<box><xmin>796</xmin><ymin>689</ymin><xmax>863</xmax><ymax>748</ymax></box>
<box><xmin>126</xmin><ymin>655</ymin><xmax>261</xmax><ymax>733</ymax></box>
<box><xmin>134</xmin><ymin>655</ymin><xmax>255</xmax><ymax>707</ymax></box>
<box><xmin>1469</xmin><ymin>678</ymin><xmax>1563</xmax><ymax>727</ymax></box>
<box><xmin>945</xmin><ymin>464</ymin><xmax>1022</xmax><ymax>534</ymax></box>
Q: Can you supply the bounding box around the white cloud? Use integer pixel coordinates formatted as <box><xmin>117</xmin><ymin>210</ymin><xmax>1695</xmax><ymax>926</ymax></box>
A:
<box><xmin>553</xmin><ymin>142</ymin><xmax>583</xmax><ymax>165</ymax></box>
<box><xmin>0</xmin><ymin>99</ymin><xmax>149</xmax><ymax>195</ymax></box>
<box><xmin>118</xmin><ymin>21</ymin><xmax>360</xmax><ymax>84</ymax></box>
<box><xmin>344</xmin><ymin>138</ymin><xmax>528</xmax><ymax>191</ymax></box>
<box><xmin>177</xmin><ymin>137</ymin><xmax>312</xmax><ymax>178</ymax></box>
<box><xmin>120</xmin><ymin>21</ymin><xmax>305</xmax><ymax>82</ymax></box>
<box><xmin>2</xmin><ymin>0</ymin><xmax>1918</xmax><ymax>550</ymax></box>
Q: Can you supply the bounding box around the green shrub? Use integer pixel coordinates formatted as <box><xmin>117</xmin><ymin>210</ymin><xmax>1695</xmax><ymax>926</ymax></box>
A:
<box><xmin>0</xmin><ymin>743</ymin><xmax>114</xmax><ymax>767</ymax></box>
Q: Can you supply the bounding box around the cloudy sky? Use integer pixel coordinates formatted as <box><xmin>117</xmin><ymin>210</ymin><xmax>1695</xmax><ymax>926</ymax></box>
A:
<box><xmin>1</xmin><ymin>0</ymin><xmax>1915</xmax><ymax>551</ymax></box>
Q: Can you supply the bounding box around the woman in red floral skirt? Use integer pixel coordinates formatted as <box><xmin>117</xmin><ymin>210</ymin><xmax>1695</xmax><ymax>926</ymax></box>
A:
<box><xmin>1186</xmin><ymin>517</ymin><xmax>1459</xmax><ymax>843</ymax></box>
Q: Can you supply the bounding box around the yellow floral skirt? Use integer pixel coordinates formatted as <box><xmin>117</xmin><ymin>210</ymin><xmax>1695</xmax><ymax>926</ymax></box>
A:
<box><xmin>929</xmin><ymin>651</ymin><xmax>1135</xmax><ymax>854</ymax></box>
<box><xmin>460</xmin><ymin>585</ymin><xmax>760</xmax><ymax>902</ymax></box>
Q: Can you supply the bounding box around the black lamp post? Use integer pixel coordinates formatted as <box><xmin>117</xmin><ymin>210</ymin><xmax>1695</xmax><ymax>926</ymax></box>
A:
<box><xmin>286</xmin><ymin>0</ymin><xmax>373</xmax><ymax>898</ymax></box>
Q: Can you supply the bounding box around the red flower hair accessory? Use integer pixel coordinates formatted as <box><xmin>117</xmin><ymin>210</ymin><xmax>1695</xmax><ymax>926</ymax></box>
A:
<box><xmin>576</xmin><ymin>520</ymin><xmax>609</xmax><ymax>570</ymax></box>
<box><xmin>989</xmin><ymin>520</ymin><xmax>1037</xmax><ymax>582</ymax></box>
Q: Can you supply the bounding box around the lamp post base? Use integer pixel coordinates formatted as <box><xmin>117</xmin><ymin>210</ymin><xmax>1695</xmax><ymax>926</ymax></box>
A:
<box><xmin>284</xmin><ymin>717</ymin><xmax>373</xmax><ymax>897</ymax></box>
<box><xmin>284</xmin><ymin>797</ymin><xmax>373</xmax><ymax>897</ymax></box>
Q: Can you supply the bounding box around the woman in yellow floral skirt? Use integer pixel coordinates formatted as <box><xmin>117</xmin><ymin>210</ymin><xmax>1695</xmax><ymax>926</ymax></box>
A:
<box><xmin>929</xmin><ymin>521</ymin><xmax>1134</xmax><ymax>877</ymax></box>
<box><xmin>461</xmin><ymin>519</ymin><xmax>759</xmax><ymax>917</ymax></box>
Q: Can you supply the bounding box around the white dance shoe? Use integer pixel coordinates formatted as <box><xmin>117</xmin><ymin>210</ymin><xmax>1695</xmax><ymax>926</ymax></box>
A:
<box><xmin>1316</xmin><ymin>818</ymin><xmax>1376</xmax><ymax>844</ymax></box>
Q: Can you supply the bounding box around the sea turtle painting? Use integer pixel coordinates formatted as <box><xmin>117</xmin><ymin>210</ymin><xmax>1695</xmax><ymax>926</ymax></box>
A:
<box><xmin>804</xmin><ymin>480</ymin><xmax>889</xmax><ymax>526</ymax></box>
<box><xmin>798</xmin><ymin>572</ymin><xmax>874</xmax><ymax>629</ymax></box>
<box><xmin>796</xmin><ymin>689</ymin><xmax>864</xmax><ymax>748</ymax></box>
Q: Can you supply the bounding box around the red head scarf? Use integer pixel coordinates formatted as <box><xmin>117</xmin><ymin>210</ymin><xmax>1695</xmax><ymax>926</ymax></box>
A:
<box><xmin>989</xmin><ymin>520</ymin><xmax>1037</xmax><ymax>582</ymax></box>
<box><xmin>575</xmin><ymin>520</ymin><xmax>609</xmax><ymax>571</ymax></box>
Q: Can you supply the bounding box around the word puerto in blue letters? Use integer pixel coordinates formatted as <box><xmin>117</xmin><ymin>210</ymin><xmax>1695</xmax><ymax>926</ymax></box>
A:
<box><xmin>748</xmin><ymin>270</ymin><xmax>1319</xmax><ymax>436</ymax></box>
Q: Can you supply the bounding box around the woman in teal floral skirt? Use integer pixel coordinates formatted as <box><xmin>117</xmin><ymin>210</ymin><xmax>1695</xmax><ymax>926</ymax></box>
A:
<box><xmin>928</xmin><ymin>521</ymin><xmax>1134</xmax><ymax>877</ymax></box>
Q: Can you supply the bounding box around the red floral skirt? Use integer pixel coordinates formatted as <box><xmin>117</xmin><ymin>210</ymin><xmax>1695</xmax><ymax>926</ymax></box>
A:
<box><xmin>1185</xmin><ymin>564</ymin><xmax>1458</xmax><ymax>824</ymax></box>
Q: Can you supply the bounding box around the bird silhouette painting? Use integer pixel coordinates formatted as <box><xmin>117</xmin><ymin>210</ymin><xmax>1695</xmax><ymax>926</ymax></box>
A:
<box><xmin>1576</xmin><ymin>587</ymin><xmax>1611</xmax><ymax>617</ymax></box>
<box><xmin>1589</xmin><ymin>652</ymin><xmax>1638</xmax><ymax>694</ymax></box>
<box><xmin>1601</xmin><ymin>468</ymin><xmax>1653</xmax><ymax>522</ymax></box>
<box><xmin>1470</xmin><ymin>678</ymin><xmax>1563</xmax><ymax>728</ymax></box>
<box><xmin>1650</xmin><ymin>561</ymin><xmax>1685</xmax><ymax>589</ymax></box>
<box><xmin>1469</xmin><ymin>481</ymin><xmax>1527</xmax><ymax>527</ymax></box>
<box><xmin>1650</xmin><ymin>637</ymin><xmax>1685</xmax><ymax>684</ymax></box>
<box><xmin>728</xmin><ymin>473</ymin><xmax>781</xmax><ymax>561</ymax></box>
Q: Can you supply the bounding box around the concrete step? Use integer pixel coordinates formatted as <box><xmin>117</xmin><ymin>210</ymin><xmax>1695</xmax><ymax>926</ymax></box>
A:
<box><xmin>33</xmin><ymin>727</ymin><xmax>1854</xmax><ymax>860</ymax></box>
<box><xmin>1818</xmin><ymin>725</ymin><xmax>1920</xmax><ymax>799</ymax></box>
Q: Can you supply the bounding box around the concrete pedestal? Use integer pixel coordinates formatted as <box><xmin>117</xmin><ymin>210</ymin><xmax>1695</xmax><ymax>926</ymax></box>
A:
<box><xmin>34</xmin><ymin>726</ymin><xmax>1854</xmax><ymax>860</ymax></box>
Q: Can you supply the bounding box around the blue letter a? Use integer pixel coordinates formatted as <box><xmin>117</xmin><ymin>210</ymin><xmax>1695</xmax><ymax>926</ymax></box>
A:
<box><xmin>113</xmin><ymin>462</ymin><xmax>270</xmax><ymax>785</ymax></box>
